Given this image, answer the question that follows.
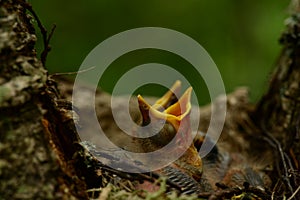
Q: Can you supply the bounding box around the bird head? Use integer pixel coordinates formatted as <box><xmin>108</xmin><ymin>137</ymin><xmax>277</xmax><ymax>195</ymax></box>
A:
<box><xmin>137</xmin><ymin>81</ymin><xmax>202</xmax><ymax>180</ymax></box>
<box><xmin>137</xmin><ymin>81</ymin><xmax>192</xmax><ymax>147</ymax></box>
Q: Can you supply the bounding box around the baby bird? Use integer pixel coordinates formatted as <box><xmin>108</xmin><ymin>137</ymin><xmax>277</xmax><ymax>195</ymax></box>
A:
<box><xmin>133</xmin><ymin>81</ymin><xmax>271</xmax><ymax>195</ymax></box>
<box><xmin>80</xmin><ymin>80</ymin><xmax>271</xmax><ymax>195</ymax></box>
<box><xmin>131</xmin><ymin>81</ymin><xmax>203</xmax><ymax>193</ymax></box>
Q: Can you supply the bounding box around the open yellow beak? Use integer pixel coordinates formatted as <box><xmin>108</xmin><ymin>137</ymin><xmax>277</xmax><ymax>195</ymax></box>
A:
<box><xmin>152</xmin><ymin>80</ymin><xmax>181</xmax><ymax>110</ymax></box>
<box><xmin>137</xmin><ymin>81</ymin><xmax>202</xmax><ymax>180</ymax></box>
<box><xmin>137</xmin><ymin>81</ymin><xmax>192</xmax><ymax>131</ymax></box>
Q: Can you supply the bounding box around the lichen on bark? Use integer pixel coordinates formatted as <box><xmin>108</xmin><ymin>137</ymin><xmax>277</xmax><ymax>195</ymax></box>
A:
<box><xmin>0</xmin><ymin>0</ymin><xmax>86</xmax><ymax>199</ymax></box>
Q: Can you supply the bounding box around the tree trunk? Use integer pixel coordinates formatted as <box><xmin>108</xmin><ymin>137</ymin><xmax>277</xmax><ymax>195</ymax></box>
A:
<box><xmin>254</xmin><ymin>8</ymin><xmax>300</xmax><ymax>197</ymax></box>
<box><xmin>0</xmin><ymin>0</ymin><xmax>87</xmax><ymax>199</ymax></box>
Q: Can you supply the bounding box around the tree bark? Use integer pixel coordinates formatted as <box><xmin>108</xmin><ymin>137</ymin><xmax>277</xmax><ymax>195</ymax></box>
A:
<box><xmin>0</xmin><ymin>1</ymin><xmax>87</xmax><ymax>199</ymax></box>
<box><xmin>254</xmin><ymin>9</ymin><xmax>300</xmax><ymax>197</ymax></box>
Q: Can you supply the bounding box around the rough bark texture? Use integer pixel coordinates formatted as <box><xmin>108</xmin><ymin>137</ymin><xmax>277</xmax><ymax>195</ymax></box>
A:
<box><xmin>254</xmin><ymin>10</ymin><xmax>300</xmax><ymax>197</ymax></box>
<box><xmin>0</xmin><ymin>1</ymin><xmax>87</xmax><ymax>199</ymax></box>
<box><xmin>256</xmin><ymin>13</ymin><xmax>300</xmax><ymax>166</ymax></box>
<box><xmin>1</xmin><ymin>0</ymin><xmax>300</xmax><ymax>199</ymax></box>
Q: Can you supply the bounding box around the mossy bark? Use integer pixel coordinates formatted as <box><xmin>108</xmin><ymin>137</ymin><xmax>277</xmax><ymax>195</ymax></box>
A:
<box><xmin>254</xmin><ymin>12</ymin><xmax>300</xmax><ymax>197</ymax></box>
<box><xmin>0</xmin><ymin>1</ymin><xmax>87</xmax><ymax>199</ymax></box>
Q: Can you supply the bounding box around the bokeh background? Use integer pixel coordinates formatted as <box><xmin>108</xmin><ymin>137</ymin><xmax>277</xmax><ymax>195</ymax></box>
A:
<box><xmin>29</xmin><ymin>0</ymin><xmax>289</xmax><ymax>105</ymax></box>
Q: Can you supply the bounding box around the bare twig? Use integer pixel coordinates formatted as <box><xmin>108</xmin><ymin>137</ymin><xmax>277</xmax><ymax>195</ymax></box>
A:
<box><xmin>49</xmin><ymin>66</ymin><xmax>96</xmax><ymax>77</ymax></box>
<box><xmin>261</xmin><ymin>123</ymin><xmax>295</xmax><ymax>198</ymax></box>
<box><xmin>287</xmin><ymin>185</ymin><xmax>300</xmax><ymax>200</ymax></box>
<box><xmin>17</xmin><ymin>0</ymin><xmax>56</xmax><ymax>66</ymax></box>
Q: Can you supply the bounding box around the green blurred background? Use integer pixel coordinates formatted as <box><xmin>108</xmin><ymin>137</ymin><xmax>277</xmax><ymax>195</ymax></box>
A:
<box><xmin>29</xmin><ymin>0</ymin><xmax>289</xmax><ymax>105</ymax></box>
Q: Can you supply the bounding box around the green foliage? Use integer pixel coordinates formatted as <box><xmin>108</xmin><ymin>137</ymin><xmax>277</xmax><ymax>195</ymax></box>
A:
<box><xmin>87</xmin><ymin>178</ymin><xmax>201</xmax><ymax>200</ymax></box>
<box><xmin>29</xmin><ymin>0</ymin><xmax>288</xmax><ymax>103</ymax></box>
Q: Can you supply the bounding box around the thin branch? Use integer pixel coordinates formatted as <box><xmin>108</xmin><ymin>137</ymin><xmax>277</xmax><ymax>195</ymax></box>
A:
<box><xmin>49</xmin><ymin>66</ymin><xmax>96</xmax><ymax>77</ymax></box>
<box><xmin>18</xmin><ymin>0</ymin><xmax>56</xmax><ymax>66</ymax></box>
<box><xmin>287</xmin><ymin>185</ymin><xmax>300</xmax><ymax>200</ymax></box>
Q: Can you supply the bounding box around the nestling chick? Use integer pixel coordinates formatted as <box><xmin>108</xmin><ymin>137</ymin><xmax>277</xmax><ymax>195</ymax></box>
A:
<box><xmin>132</xmin><ymin>81</ymin><xmax>203</xmax><ymax>192</ymax></box>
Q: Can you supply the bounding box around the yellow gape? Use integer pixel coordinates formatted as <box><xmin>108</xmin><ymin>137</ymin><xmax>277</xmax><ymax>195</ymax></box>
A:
<box><xmin>137</xmin><ymin>81</ymin><xmax>202</xmax><ymax>181</ymax></box>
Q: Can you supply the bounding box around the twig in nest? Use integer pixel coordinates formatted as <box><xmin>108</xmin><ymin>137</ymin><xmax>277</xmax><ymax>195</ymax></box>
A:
<box><xmin>17</xmin><ymin>0</ymin><xmax>56</xmax><ymax>66</ymax></box>
<box><xmin>261</xmin><ymin>123</ymin><xmax>295</xmax><ymax>198</ymax></box>
<box><xmin>287</xmin><ymin>185</ymin><xmax>300</xmax><ymax>200</ymax></box>
<box><xmin>206</xmin><ymin>182</ymin><xmax>272</xmax><ymax>199</ymax></box>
